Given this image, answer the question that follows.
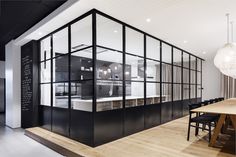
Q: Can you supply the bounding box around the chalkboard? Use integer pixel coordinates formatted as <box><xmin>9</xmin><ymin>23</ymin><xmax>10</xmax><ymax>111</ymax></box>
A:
<box><xmin>21</xmin><ymin>40</ymin><xmax>39</xmax><ymax>128</ymax></box>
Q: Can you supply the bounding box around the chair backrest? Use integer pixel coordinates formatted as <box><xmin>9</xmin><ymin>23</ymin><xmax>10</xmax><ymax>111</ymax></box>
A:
<box><xmin>188</xmin><ymin>103</ymin><xmax>201</xmax><ymax>118</ymax></box>
<box><xmin>209</xmin><ymin>99</ymin><xmax>214</xmax><ymax>104</ymax></box>
<box><xmin>203</xmin><ymin>100</ymin><xmax>209</xmax><ymax>106</ymax></box>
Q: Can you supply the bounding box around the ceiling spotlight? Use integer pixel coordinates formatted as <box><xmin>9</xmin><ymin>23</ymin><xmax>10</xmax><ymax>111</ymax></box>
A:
<box><xmin>146</xmin><ymin>18</ymin><xmax>151</xmax><ymax>23</ymax></box>
<box><xmin>38</xmin><ymin>32</ymin><xmax>42</xmax><ymax>35</ymax></box>
<box><xmin>202</xmin><ymin>51</ymin><xmax>206</xmax><ymax>54</ymax></box>
<box><xmin>183</xmin><ymin>40</ymin><xmax>188</xmax><ymax>43</ymax></box>
<box><xmin>113</xmin><ymin>30</ymin><xmax>118</xmax><ymax>33</ymax></box>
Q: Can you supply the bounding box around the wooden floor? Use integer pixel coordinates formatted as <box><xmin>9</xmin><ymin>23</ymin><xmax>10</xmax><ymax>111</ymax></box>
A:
<box><xmin>25</xmin><ymin>116</ymin><xmax>235</xmax><ymax>157</ymax></box>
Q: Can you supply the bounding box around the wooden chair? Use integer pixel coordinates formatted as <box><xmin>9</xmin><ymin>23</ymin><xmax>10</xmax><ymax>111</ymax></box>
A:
<box><xmin>187</xmin><ymin>103</ymin><xmax>218</xmax><ymax>142</ymax></box>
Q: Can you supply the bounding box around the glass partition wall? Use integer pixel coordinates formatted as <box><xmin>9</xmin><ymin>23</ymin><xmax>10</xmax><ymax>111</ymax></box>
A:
<box><xmin>39</xmin><ymin>9</ymin><xmax>203</xmax><ymax>146</ymax></box>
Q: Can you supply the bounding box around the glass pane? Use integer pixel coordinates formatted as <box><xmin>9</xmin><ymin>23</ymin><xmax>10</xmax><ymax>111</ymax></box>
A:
<box><xmin>96</xmin><ymin>80</ymin><xmax>122</xmax><ymax>111</ymax></box>
<box><xmin>173</xmin><ymin>66</ymin><xmax>181</xmax><ymax>83</ymax></box>
<box><xmin>40</xmin><ymin>84</ymin><xmax>51</xmax><ymax>106</ymax></box>
<box><xmin>146</xmin><ymin>36</ymin><xmax>160</xmax><ymax>60</ymax></box>
<box><xmin>190</xmin><ymin>70</ymin><xmax>196</xmax><ymax>84</ymax></box>
<box><xmin>126</xmin><ymin>27</ymin><xmax>144</xmax><ymax>56</ymax></box>
<box><xmin>183</xmin><ymin>68</ymin><xmax>189</xmax><ymax>84</ymax></box>
<box><xmin>183</xmin><ymin>84</ymin><xmax>189</xmax><ymax>100</ymax></box>
<box><xmin>183</xmin><ymin>52</ymin><xmax>189</xmax><ymax>68</ymax></box>
<box><xmin>197</xmin><ymin>58</ymin><xmax>201</xmax><ymax>71</ymax></box>
<box><xmin>173</xmin><ymin>48</ymin><xmax>182</xmax><ymax>66</ymax></box>
<box><xmin>162</xmin><ymin>83</ymin><xmax>172</xmax><ymax>102</ymax></box>
<box><xmin>53</xmin><ymin>83</ymin><xmax>69</xmax><ymax>108</ymax></box>
<box><xmin>71</xmin><ymin>48</ymin><xmax>93</xmax><ymax>81</ymax></box>
<box><xmin>190</xmin><ymin>85</ymin><xmax>196</xmax><ymax>98</ymax></box>
<box><xmin>53</xmin><ymin>55</ymin><xmax>69</xmax><ymax>82</ymax></box>
<box><xmin>125</xmin><ymin>81</ymin><xmax>144</xmax><ymax>107</ymax></box>
<box><xmin>71</xmin><ymin>15</ymin><xmax>92</xmax><ymax>51</ymax></box>
<box><xmin>40</xmin><ymin>60</ymin><xmax>51</xmax><ymax>83</ymax></box>
<box><xmin>190</xmin><ymin>56</ymin><xmax>196</xmax><ymax>70</ymax></box>
<box><xmin>97</xmin><ymin>15</ymin><xmax>122</xmax><ymax>51</ymax></box>
<box><xmin>71</xmin><ymin>80</ymin><xmax>93</xmax><ymax>112</ymax></box>
<box><xmin>146</xmin><ymin>59</ymin><xmax>160</xmax><ymax>82</ymax></box>
<box><xmin>162</xmin><ymin>43</ymin><xmax>172</xmax><ymax>63</ymax></box>
<box><xmin>97</xmin><ymin>49</ymin><xmax>122</xmax><ymax>81</ymax></box>
<box><xmin>126</xmin><ymin>54</ymin><xmax>144</xmax><ymax>81</ymax></box>
<box><xmin>53</xmin><ymin>28</ymin><xmax>68</xmax><ymax>57</ymax></box>
<box><xmin>197</xmin><ymin>85</ymin><xmax>201</xmax><ymax>98</ymax></box>
<box><xmin>173</xmin><ymin>84</ymin><xmax>182</xmax><ymax>101</ymax></box>
<box><xmin>40</xmin><ymin>37</ymin><xmax>51</xmax><ymax>61</ymax></box>
<box><xmin>197</xmin><ymin>72</ymin><xmax>201</xmax><ymax>84</ymax></box>
<box><xmin>146</xmin><ymin>82</ymin><xmax>160</xmax><ymax>105</ymax></box>
<box><xmin>162</xmin><ymin>63</ymin><xmax>172</xmax><ymax>82</ymax></box>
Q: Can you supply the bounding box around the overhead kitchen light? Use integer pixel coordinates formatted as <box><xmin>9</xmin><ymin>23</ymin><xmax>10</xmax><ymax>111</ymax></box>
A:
<box><xmin>214</xmin><ymin>14</ymin><xmax>236</xmax><ymax>78</ymax></box>
<box><xmin>146</xmin><ymin>18</ymin><xmax>151</xmax><ymax>23</ymax></box>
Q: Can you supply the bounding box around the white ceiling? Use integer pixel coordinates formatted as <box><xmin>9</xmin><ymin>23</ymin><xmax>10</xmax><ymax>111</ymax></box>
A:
<box><xmin>16</xmin><ymin>0</ymin><xmax>236</xmax><ymax>60</ymax></box>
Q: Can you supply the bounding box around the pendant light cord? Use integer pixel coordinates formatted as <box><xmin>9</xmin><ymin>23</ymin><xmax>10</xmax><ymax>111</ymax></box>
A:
<box><xmin>226</xmin><ymin>13</ymin><xmax>230</xmax><ymax>43</ymax></box>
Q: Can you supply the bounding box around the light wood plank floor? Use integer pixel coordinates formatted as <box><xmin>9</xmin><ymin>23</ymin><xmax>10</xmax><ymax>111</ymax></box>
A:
<box><xmin>26</xmin><ymin>116</ymin><xmax>236</xmax><ymax>157</ymax></box>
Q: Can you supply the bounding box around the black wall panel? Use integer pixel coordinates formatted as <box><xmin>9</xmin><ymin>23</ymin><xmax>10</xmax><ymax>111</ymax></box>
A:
<box><xmin>145</xmin><ymin>104</ymin><xmax>161</xmax><ymax>128</ymax></box>
<box><xmin>52</xmin><ymin>107</ymin><xmax>69</xmax><ymax>137</ymax></box>
<box><xmin>70</xmin><ymin>110</ymin><xmax>94</xmax><ymax>146</ymax></box>
<box><xmin>39</xmin><ymin>105</ymin><xmax>51</xmax><ymax>131</ymax></box>
<box><xmin>161</xmin><ymin>102</ymin><xmax>172</xmax><ymax>123</ymax></box>
<box><xmin>172</xmin><ymin>100</ymin><xmax>183</xmax><ymax>119</ymax></box>
<box><xmin>94</xmin><ymin>109</ymin><xmax>123</xmax><ymax>146</ymax></box>
<box><xmin>124</xmin><ymin>106</ymin><xmax>144</xmax><ymax>136</ymax></box>
<box><xmin>182</xmin><ymin>100</ymin><xmax>190</xmax><ymax>116</ymax></box>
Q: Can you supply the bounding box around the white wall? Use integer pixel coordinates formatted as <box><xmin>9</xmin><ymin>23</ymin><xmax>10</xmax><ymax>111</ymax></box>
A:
<box><xmin>5</xmin><ymin>40</ymin><xmax>21</xmax><ymax>128</ymax></box>
<box><xmin>0</xmin><ymin>61</ymin><xmax>5</xmax><ymax>78</ymax></box>
<box><xmin>202</xmin><ymin>57</ymin><xmax>221</xmax><ymax>100</ymax></box>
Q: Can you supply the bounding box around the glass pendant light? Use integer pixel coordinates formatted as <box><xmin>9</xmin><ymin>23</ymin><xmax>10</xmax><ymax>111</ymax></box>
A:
<box><xmin>214</xmin><ymin>14</ymin><xmax>236</xmax><ymax>78</ymax></box>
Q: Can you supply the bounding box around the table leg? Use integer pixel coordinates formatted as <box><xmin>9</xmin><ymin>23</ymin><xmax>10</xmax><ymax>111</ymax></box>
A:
<box><xmin>209</xmin><ymin>114</ymin><xmax>226</xmax><ymax>147</ymax></box>
<box><xmin>229</xmin><ymin>115</ymin><xmax>236</xmax><ymax>129</ymax></box>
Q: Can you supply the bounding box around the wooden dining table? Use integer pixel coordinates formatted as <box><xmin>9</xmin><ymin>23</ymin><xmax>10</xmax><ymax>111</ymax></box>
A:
<box><xmin>191</xmin><ymin>98</ymin><xmax>236</xmax><ymax>146</ymax></box>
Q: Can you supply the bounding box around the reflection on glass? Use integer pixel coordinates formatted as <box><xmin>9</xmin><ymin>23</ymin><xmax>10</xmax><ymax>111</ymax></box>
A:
<box><xmin>40</xmin><ymin>37</ymin><xmax>51</xmax><ymax>61</ymax></box>
<box><xmin>126</xmin><ymin>27</ymin><xmax>144</xmax><ymax>56</ymax></box>
<box><xmin>126</xmin><ymin>54</ymin><xmax>144</xmax><ymax>81</ymax></box>
<box><xmin>125</xmin><ymin>81</ymin><xmax>144</xmax><ymax>107</ymax></box>
<box><xmin>40</xmin><ymin>61</ymin><xmax>51</xmax><ymax>83</ymax></box>
<box><xmin>71</xmin><ymin>15</ymin><xmax>92</xmax><ymax>51</ymax></box>
<box><xmin>146</xmin><ymin>36</ymin><xmax>160</xmax><ymax>60</ymax></box>
<box><xmin>190</xmin><ymin>70</ymin><xmax>196</xmax><ymax>84</ymax></box>
<box><xmin>190</xmin><ymin>85</ymin><xmax>196</xmax><ymax>99</ymax></box>
<box><xmin>97</xmin><ymin>49</ymin><xmax>123</xmax><ymax>80</ymax></box>
<box><xmin>53</xmin><ymin>55</ymin><xmax>69</xmax><ymax>82</ymax></box>
<box><xmin>173</xmin><ymin>84</ymin><xmax>181</xmax><ymax>101</ymax></box>
<box><xmin>53</xmin><ymin>28</ymin><xmax>68</xmax><ymax>57</ymax></box>
<box><xmin>162</xmin><ymin>43</ymin><xmax>172</xmax><ymax>63</ymax></box>
<box><xmin>197</xmin><ymin>85</ymin><xmax>201</xmax><ymax>98</ymax></box>
<box><xmin>183</xmin><ymin>52</ymin><xmax>189</xmax><ymax>68</ymax></box>
<box><xmin>197</xmin><ymin>72</ymin><xmax>201</xmax><ymax>84</ymax></box>
<box><xmin>146</xmin><ymin>82</ymin><xmax>160</xmax><ymax>105</ymax></box>
<box><xmin>173</xmin><ymin>66</ymin><xmax>181</xmax><ymax>83</ymax></box>
<box><xmin>183</xmin><ymin>84</ymin><xmax>189</xmax><ymax>100</ymax></box>
<box><xmin>146</xmin><ymin>59</ymin><xmax>160</xmax><ymax>82</ymax></box>
<box><xmin>173</xmin><ymin>48</ymin><xmax>182</xmax><ymax>66</ymax></box>
<box><xmin>162</xmin><ymin>83</ymin><xmax>172</xmax><ymax>102</ymax></box>
<box><xmin>71</xmin><ymin>48</ymin><xmax>93</xmax><ymax>81</ymax></box>
<box><xmin>96</xmin><ymin>80</ymin><xmax>123</xmax><ymax>111</ymax></box>
<box><xmin>97</xmin><ymin>15</ymin><xmax>122</xmax><ymax>51</ymax></box>
<box><xmin>183</xmin><ymin>68</ymin><xmax>189</xmax><ymax>83</ymax></box>
<box><xmin>162</xmin><ymin>63</ymin><xmax>172</xmax><ymax>82</ymax></box>
<box><xmin>53</xmin><ymin>83</ymin><xmax>68</xmax><ymax>108</ymax></box>
<box><xmin>41</xmin><ymin>84</ymin><xmax>51</xmax><ymax>106</ymax></box>
<box><xmin>190</xmin><ymin>56</ymin><xmax>196</xmax><ymax>70</ymax></box>
<box><xmin>71</xmin><ymin>80</ymin><xmax>93</xmax><ymax>112</ymax></box>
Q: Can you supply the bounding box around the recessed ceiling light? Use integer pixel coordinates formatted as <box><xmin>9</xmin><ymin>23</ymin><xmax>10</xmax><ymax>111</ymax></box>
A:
<box><xmin>113</xmin><ymin>30</ymin><xmax>118</xmax><ymax>33</ymax></box>
<box><xmin>183</xmin><ymin>40</ymin><xmax>188</xmax><ymax>43</ymax></box>
<box><xmin>202</xmin><ymin>51</ymin><xmax>207</xmax><ymax>54</ymax></box>
<box><xmin>38</xmin><ymin>32</ymin><xmax>42</xmax><ymax>35</ymax></box>
<box><xmin>146</xmin><ymin>18</ymin><xmax>151</xmax><ymax>23</ymax></box>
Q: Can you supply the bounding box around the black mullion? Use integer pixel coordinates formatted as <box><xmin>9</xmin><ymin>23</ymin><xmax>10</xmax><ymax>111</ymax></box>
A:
<box><xmin>195</xmin><ymin>58</ymin><xmax>197</xmax><ymax>99</ymax></box>
<box><xmin>122</xmin><ymin>25</ymin><xmax>126</xmax><ymax>136</ymax></box>
<box><xmin>50</xmin><ymin>35</ymin><xmax>53</xmax><ymax>131</ymax></box>
<box><xmin>189</xmin><ymin>55</ymin><xmax>191</xmax><ymax>101</ymax></box>
<box><xmin>68</xmin><ymin>25</ymin><xmax>71</xmax><ymax>136</ymax></box>
<box><xmin>171</xmin><ymin>47</ymin><xmax>173</xmax><ymax>118</ymax></box>
<box><xmin>144</xmin><ymin>34</ymin><xmax>146</xmax><ymax>128</ymax></box>
<box><xmin>201</xmin><ymin>60</ymin><xmax>203</xmax><ymax>99</ymax></box>
<box><xmin>181</xmin><ymin>51</ymin><xmax>183</xmax><ymax>102</ymax></box>
<box><xmin>160</xmin><ymin>42</ymin><xmax>162</xmax><ymax>104</ymax></box>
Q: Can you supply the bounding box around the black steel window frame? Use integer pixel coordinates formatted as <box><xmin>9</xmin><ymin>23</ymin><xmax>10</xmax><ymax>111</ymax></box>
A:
<box><xmin>39</xmin><ymin>9</ymin><xmax>204</xmax><ymax>115</ymax></box>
